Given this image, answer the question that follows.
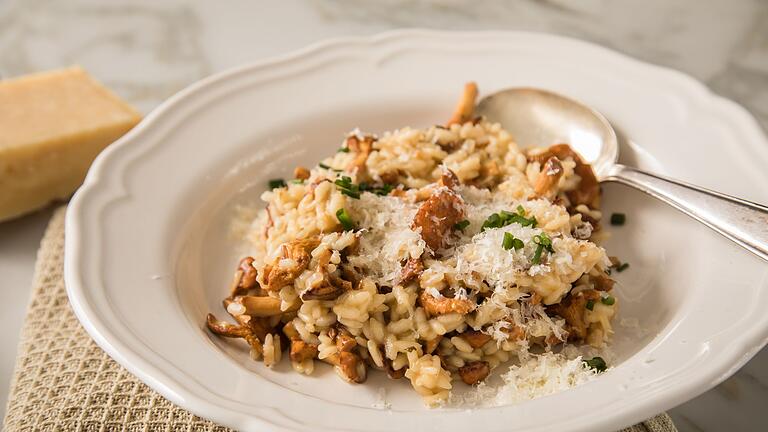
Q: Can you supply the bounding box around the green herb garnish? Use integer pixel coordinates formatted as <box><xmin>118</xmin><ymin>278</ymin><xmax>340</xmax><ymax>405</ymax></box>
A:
<box><xmin>583</xmin><ymin>356</ymin><xmax>607</xmax><ymax>372</ymax></box>
<box><xmin>454</xmin><ymin>220</ymin><xmax>470</xmax><ymax>231</ymax></box>
<box><xmin>616</xmin><ymin>263</ymin><xmax>630</xmax><ymax>272</ymax></box>
<box><xmin>481</xmin><ymin>208</ymin><xmax>538</xmax><ymax>231</ymax></box>
<box><xmin>361</xmin><ymin>182</ymin><xmax>393</xmax><ymax>196</ymax></box>
<box><xmin>531</xmin><ymin>233</ymin><xmax>554</xmax><ymax>264</ymax></box>
<box><xmin>501</xmin><ymin>232</ymin><xmax>525</xmax><ymax>251</ymax></box>
<box><xmin>336</xmin><ymin>208</ymin><xmax>355</xmax><ymax>230</ymax></box>
<box><xmin>586</xmin><ymin>299</ymin><xmax>595</xmax><ymax>311</ymax></box>
<box><xmin>610</xmin><ymin>213</ymin><xmax>626</xmax><ymax>226</ymax></box>
<box><xmin>502</xmin><ymin>232</ymin><xmax>514</xmax><ymax>250</ymax></box>
<box><xmin>268</xmin><ymin>179</ymin><xmax>286</xmax><ymax>189</ymax></box>
<box><xmin>290</xmin><ymin>179</ymin><xmax>305</xmax><ymax>184</ymax></box>
<box><xmin>335</xmin><ymin>177</ymin><xmax>393</xmax><ymax>198</ymax></box>
<box><xmin>334</xmin><ymin>176</ymin><xmax>361</xmax><ymax>199</ymax></box>
<box><xmin>337</xmin><ymin>146</ymin><xmax>350</xmax><ymax>153</ymax></box>
<box><xmin>319</xmin><ymin>162</ymin><xmax>342</xmax><ymax>172</ymax></box>
<box><xmin>601</xmin><ymin>295</ymin><xmax>616</xmax><ymax>306</ymax></box>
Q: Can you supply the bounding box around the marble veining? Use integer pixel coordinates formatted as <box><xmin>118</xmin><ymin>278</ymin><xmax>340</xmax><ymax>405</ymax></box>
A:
<box><xmin>1</xmin><ymin>0</ymin><xmax>767</xmax><ymax>430</ymax></box>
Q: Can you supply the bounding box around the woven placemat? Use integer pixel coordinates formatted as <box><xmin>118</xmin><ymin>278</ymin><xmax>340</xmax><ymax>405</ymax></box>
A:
<box><xmin>3</xmin><ymin>206</ymin><xmax>677</xmax><ymax>431</ymax></box>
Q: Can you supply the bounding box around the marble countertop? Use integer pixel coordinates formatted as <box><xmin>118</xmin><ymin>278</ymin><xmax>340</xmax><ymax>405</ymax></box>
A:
<box><xmin>1</xmin><ymin>0</ymin><xmax>767</xmax><ymax>430</ymax></box>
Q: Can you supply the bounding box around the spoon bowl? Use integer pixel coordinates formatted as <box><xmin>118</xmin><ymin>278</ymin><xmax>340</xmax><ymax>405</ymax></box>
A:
<box><xmin>477</xmin><ymin>88</ymin><xmax>617</xmax><ymax>177</ymax></box>
<box><xmin>477</xmin><ymin>86</ymin><xmax>768</xmax><ymax>263</ymax></box>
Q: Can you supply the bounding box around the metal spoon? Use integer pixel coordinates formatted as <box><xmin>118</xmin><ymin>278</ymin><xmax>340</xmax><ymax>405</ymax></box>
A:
<box><xmin>477</xmin><ymin>87</ymin><xmax>768</xmax><ymax>262</ymax></box>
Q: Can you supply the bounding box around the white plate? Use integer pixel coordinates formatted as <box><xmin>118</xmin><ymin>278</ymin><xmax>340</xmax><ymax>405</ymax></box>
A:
<box><xmin>65</xmin><ymin>30</ymin><xmax>768</xmax><ymax>432</ymax></box>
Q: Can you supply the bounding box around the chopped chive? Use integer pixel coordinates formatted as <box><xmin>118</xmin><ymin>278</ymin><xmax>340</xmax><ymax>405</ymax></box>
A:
<box><xmin>337</xmin><ymin>147</ymin><xmax>350</xmax><ymax>153</ymax></box>
<box><xmin>530</xmin><ymin>233</ymin><xmax>554</xmax><ymax>265</ymax></box>
<box><xmin>531</xmin><ymin>244</ymin><xmax>544</xmax><ymax>264</ymax></box>
<box><xmin>335</xmin><ymin>175</ymin><xmax>393</xmax><ymax>198</ymax></box>
<box><xmin>610</xmin><ymin>213</ymin><xmax>626</xmax><ymax>226</ymax></box>
<box><xmin>616</xmin><ymin>263</ymin><xmax>630</xmax><ymax>272</ymax></box>
<box><xmin>340</xmin><ymin>189</ymin><xmax>360</xmax><ymax>199</ymax></box>
<box><xmin>319</xmin><ymin>163</ymin><xmax>342</xmax><ymax>172</ymax></box>
<box><xmin>481</xmin><ymin>209</ymin><xmax>537</xmax><ymax>231</ymax></box>
<box><xmin>601</xmin><ymin>295</ymin><xmax>616</xmax><ymax>306</ymax></box>
<box><xmin>335</xmin><ymin>176</ymin><xmax>360</xmax><ymax>199</ymax></box>
<box><xmin>502</xmin><ymin>232</ymin><xmax>514</xmax><ymax>250</ymax></box>
<box><xmin>373</xmin><ymin>183</ymin><xmax>393</xmax><ymax>196</ymax></box>
<box><xmin>502</xmin><ymin>232</ymin><xmax>525</xmax><ymax>251</ymax></box>
<box><xmin>336</xmin><ymin>208</ymin><xmax>355</xmax><ymax>230</ymax></box>
<box><xmin>290</xmin><ymin>179</ymin><xmax>305</xmax><ymax>184</ymax></box>
<box><xmin>583</xmin><ymin>356</ymin><xmax>607</xmax><ymax>372</ymax></box>
<box><xmin>586</xmin><ymin>299</ymin><xmax>595</xmax><ymax>311</ymax></box>
<box><xmin>268</xmin><ymin>179</ymin><xmax>286</xmax><ymax>189</ymax></box>
<box><xmin>454</xmin><ymin>220</ymin><xmax>470</xmax><ymax>231</ymax></box>
<box><xmin>516</xmin><ymin>205</ymin><xmax>526</xmax><ymax>216</ymax></box>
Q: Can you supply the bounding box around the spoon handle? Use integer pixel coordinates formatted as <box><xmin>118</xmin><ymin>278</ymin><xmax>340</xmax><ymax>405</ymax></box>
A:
<box><xmin>604</xmin><ymin>164</ymin><xmax>768</xmax><ymax>262</ymax></box>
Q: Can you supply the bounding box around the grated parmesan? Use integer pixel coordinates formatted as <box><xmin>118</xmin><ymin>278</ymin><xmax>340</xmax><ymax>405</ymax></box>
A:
<box><xmin>346</xmin><ymin>193</ymin><xmax>425</xmax><ymax>286</ymax></box>
<box><xmin>450</xmin><ymin>352</ymin><xmax>599</xmax><ymax>407</ymax></box>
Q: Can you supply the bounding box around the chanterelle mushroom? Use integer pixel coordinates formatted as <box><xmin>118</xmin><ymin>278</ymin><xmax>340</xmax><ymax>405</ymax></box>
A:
<box><xmin>411</xmin><ymin>185</ymin><xmax>465</xmax><ymax>251</ymax></box>
<box><xmin>548</xmin><ymin>289</ymin><xmax>602</xmax><ymax>341</ymax></box>
<box><xmin>447</xmin><ymin>82</ymin><xmax>478</xmax><ymax>126</ymax></box>
<box><xmin>261</xmin><ymin>237</ymin><xmax>320</xmax><ymax>291</ymax></box>
<box><xmin>337</xmin><ymin>351</ymin><xmax>367</xmax><ymax>383</ymax></box>
<box><xmin>418</xmin><ymin>290</ymin><xmax>474</xmax><ymax>316</ymax></box>
<box><xmin>397</xmin><ymin>257</ymin><xmax>424</xmax><ymax>286</ymax></box>
<box><xmin>230</xmin><ymin>257</ymin><xmax>258</xmax><ymax>297</ymax></box>
<box><xmin>458</xmin><ymin>361</ymin><xmax>490</xmax><ymax>385</ymax></box>
<box><xmin>206</xmin><ymin>313</ymin><xmax>264</xmax><ymax>358</ymax></box>
<box><xmin>299</xmin><ymin>270</ymin><xmax>353</xmax><ymax>301</ymax></box>
<box><xmin>290</xmin><ymin>339</ymin><xmax>319</xmax><ymax>363</ymax></box>
<box><xmin>345</xmin><ymin>133</ymin><xmax>375</xmax><ymax>177</ymax></box>
<box><xmin>460</xmin><ymin>330</ymin><xmax>491</xmax><ymax>349</ymax></box>
<box><xmin>533</xmin><ymin>156</ymin><xmax>564</xmax><ymax>198</ymax></box>
<box><xmin>528</xmin><ymin>144</ymin><xmax>600</xmax><ymax>208</ymax></box>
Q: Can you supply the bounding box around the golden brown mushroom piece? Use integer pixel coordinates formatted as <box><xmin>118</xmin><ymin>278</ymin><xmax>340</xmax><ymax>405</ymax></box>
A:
<box><xmin>335</xmin><ymin>329</ymin><xmax>357</xmax><ymax>353</ymax></box>
<box><xmin>281</xmin><ymin>322</ymin><xmax>320</xmax><ymax>364</ymax></box>
<box><xmin>345</xmin><ymin>133</ymin><xmax>376</xmax><ymax>176</ymax></box>
<box><xmin>447</xmin><ymin>82</ymin><xmax>479</xmax><ymax>126</ymax></box>
<box><xmin>528</xmin><ymin>144</ymin><xmax>600</xmax><ymax>208</ymax></box>
<box><xmin>411</xmin><ymin>186</ymin><xmax>465</xmax><ymax>251</ymax></box>
<box><xmin>418</xmin><ymin>290</ymin><xmax>475</xmax><ymax>316</ymax></box>
<box><xmin>290</xmin><ymin>340</ymin><xmax>319</xmax><ymax>363</ymax></box>
<box><xmin>230</xmin><ymin>295</ymin><xmax>285</xmax><ymax>317</ymax></box>
<box><xmin>293</xmin><ymin>166</ymin><xmax>311</xmax><ymax>180</ymax></box>
<box><xmin>458</xmin><ymin>361</ymin><xmax>490</xmax><ymax>385</ymax></box>
<box><xmin>206</xmin><ymin>313</ymin><xmax>265</xmax><ymax>358</ymax></box>
<box><xmin>425</xmin><ymin>335</ymin><xmax>443</xmax><ymax>354</ymax></box>
<box><xmin>460</xmin><ymin>330</ymin><xmax>492</xmax><ymax>349</ymax></box>
<box><xmin>547</xmin><ymin>289</ymin><xmax>602</xmax><ymax>342</ymax></box>
<box><xmin>299</xmin><ymin>270</ymin><xmax>353</xmax><ymax>301</ymax></box>
<box><xmin>261</xmin><ymin>237</ymin><xmax>320</xmax><ymax>291</ymax></box>
<box><xmin>397</xmin><ymin>257</ymin><xmax>424</xmax><ymax>286</ymax></box>
<box><xmin>438</xmin><ymin>169</ymin><xmax>461</xmax><ymax>189</ymax></box>
<box><xmin>533</xmin><ymin>156</ymin><xmax>565</xmax><ymax>198</ymax></box>
<box><xmin>591</xmin><ymin>273</ymin><xmax>615</xmax><ymax>292</ymax></box>
<box><xmin>229</xmin><ymin>257</ymin><xmax>258</xmax><ymax>297</ymax></box>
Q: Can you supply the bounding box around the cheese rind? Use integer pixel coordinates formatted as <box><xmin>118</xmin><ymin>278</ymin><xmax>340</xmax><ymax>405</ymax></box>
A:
<box><xmin>0</xmin><ymin>67</ymin><xmax>141</xmax><ymax>222</ymax></box>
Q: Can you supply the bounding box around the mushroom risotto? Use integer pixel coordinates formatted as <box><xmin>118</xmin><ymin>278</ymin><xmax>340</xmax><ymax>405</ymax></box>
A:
<box><xmin>206</xmin><ymin>83</ymin><xmax>619</xmax><ymax>406</ymax></box>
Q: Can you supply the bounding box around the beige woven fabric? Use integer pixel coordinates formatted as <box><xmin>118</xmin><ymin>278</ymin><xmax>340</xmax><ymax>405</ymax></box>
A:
<box><xmin>3</xmin><ymin>206</ymin><xmax>677</xmax><ymax>432</ymax></box>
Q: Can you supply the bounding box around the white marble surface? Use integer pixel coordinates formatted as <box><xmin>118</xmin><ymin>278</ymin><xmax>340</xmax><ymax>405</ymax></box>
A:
<box><xmin>1</xmin><ymin>0</ymin><xmax>767</xmax><ymax>430</ymax></box>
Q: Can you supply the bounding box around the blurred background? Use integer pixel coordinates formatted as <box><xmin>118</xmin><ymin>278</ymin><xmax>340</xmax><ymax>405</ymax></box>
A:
<box><xmin>1</xmin><ymin>1</ymin><xmax>767</xmax><ymax>430</ymax></box>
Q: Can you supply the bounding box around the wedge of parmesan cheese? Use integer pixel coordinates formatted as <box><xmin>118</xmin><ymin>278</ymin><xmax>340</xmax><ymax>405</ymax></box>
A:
<box><xmin>0</xmin><ymin>67</ymin><xmax>141</xmax><ymax>222</ymax></box>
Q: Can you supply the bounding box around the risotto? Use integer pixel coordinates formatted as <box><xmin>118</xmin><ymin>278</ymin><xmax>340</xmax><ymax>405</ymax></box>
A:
<box><xmin>206</xmin><ymin>83</ymin><xmax>619</xmax><ymax>406</ymax></box>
